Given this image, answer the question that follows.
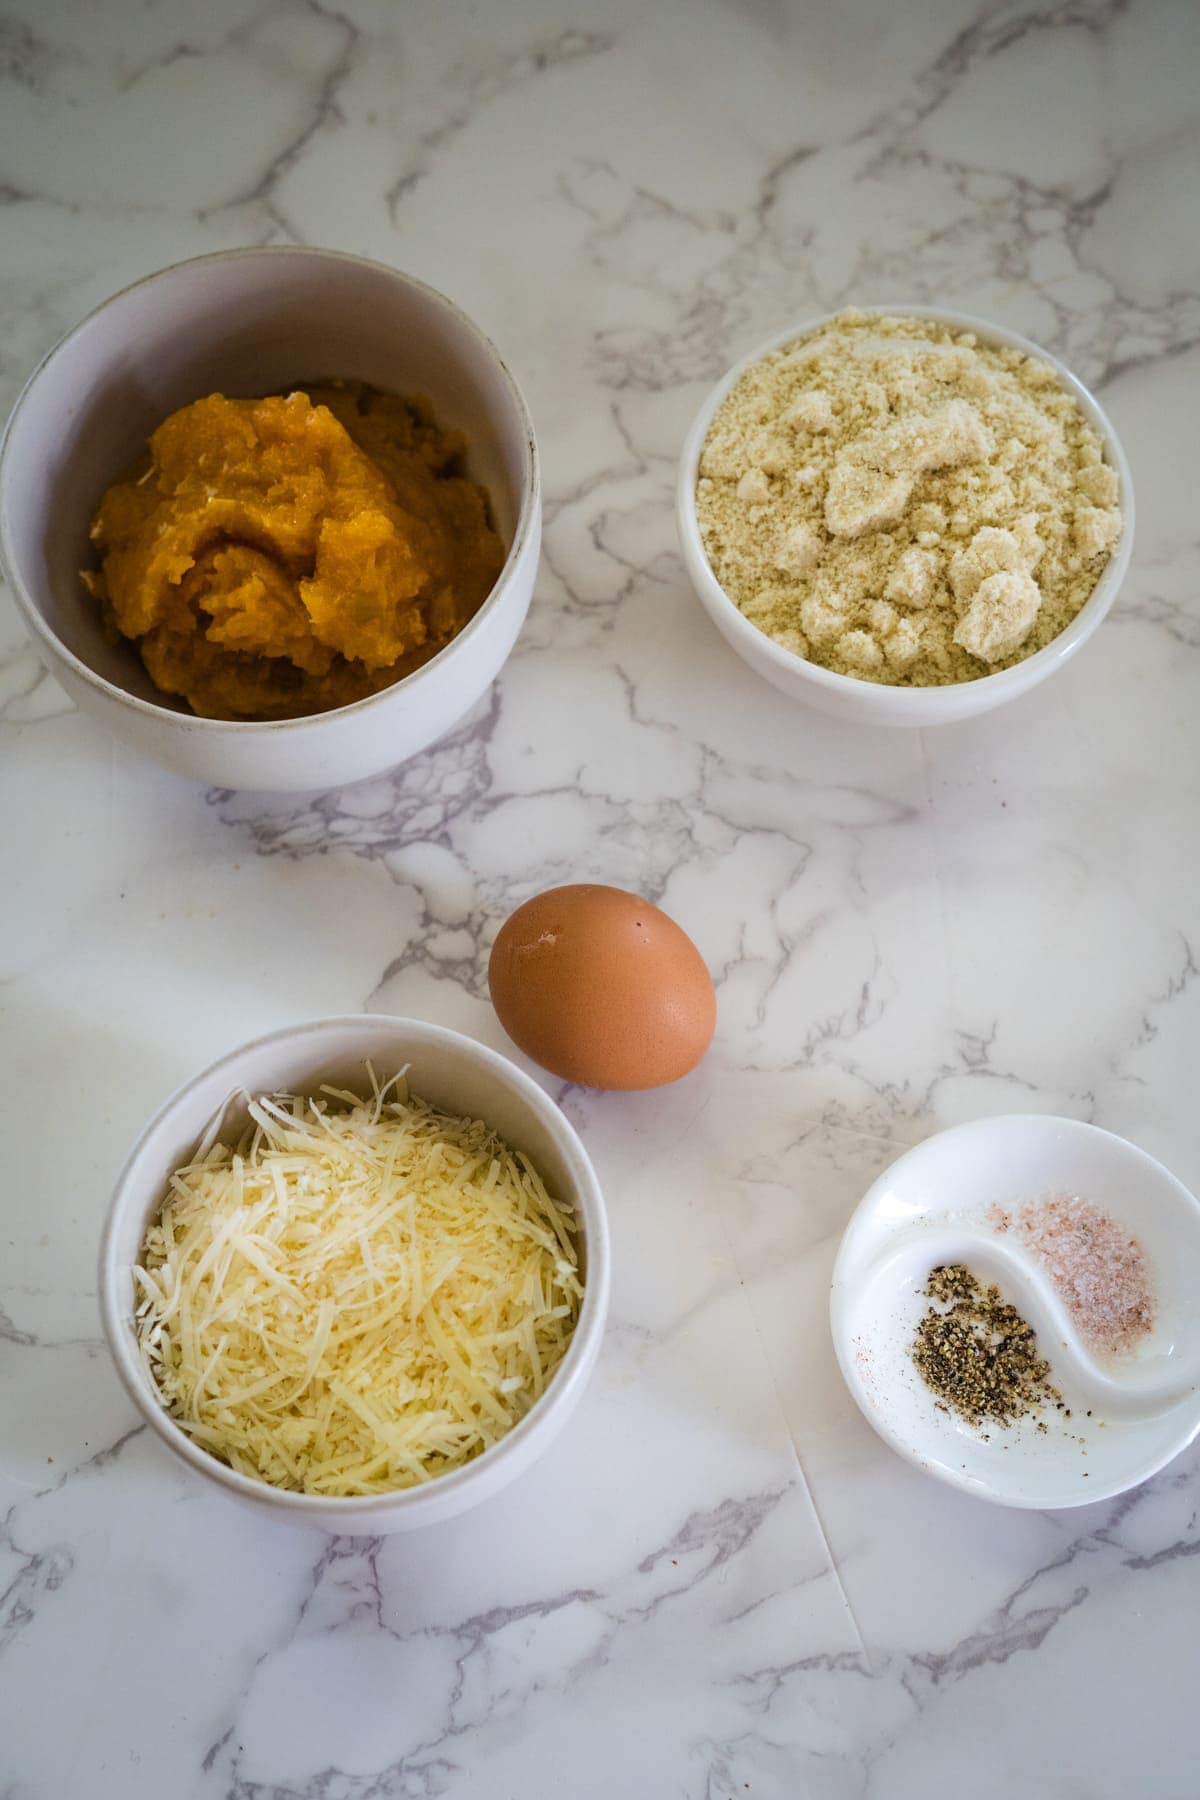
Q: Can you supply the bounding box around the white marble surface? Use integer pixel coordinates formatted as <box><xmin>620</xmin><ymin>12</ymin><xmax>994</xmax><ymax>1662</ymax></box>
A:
<box><xmin>2</xmin><ymin>1</ymin><xmax>1199</xmax><ymax>1793</ymax></box>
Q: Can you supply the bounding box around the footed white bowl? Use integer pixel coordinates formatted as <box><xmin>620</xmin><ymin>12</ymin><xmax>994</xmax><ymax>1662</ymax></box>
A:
<box><xmin>677</xmin><ymin>306</ymin><xmax>1134</xmax><ymax>727</ymax></box>
<box><xmin>99</xmin><ymin>1015</ymin><xmax>609</xmax><ymax>1534</ymax></box>
<box><xmin>0</xmin><ymin>247</ymin><xmax>540</xmax><ymax>791</ymax></box>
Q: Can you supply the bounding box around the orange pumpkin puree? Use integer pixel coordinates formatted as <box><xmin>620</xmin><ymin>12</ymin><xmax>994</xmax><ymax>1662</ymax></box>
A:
<box><xmin>83</xmin><ymin>383</ymin><xmax>505</xmax><ymax>721</ymax></box>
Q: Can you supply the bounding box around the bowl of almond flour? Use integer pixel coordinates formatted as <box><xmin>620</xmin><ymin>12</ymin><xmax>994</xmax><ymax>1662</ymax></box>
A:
<box><xmin>677</xmin><ymin>307</ymin><xmax>1134</xmax><ymax>726</ymax></box>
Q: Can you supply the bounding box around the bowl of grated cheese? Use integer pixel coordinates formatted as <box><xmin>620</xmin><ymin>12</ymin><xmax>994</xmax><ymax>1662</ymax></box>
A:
<box><xmin>677</xmin><ymin>305</ymin><xmax>1134</xmax><ymax>726</ymax></box>
<box><xmin>98</xmin><ymin>1015</ymin><xmax>610</xmax><ymax>1532</ymax></box>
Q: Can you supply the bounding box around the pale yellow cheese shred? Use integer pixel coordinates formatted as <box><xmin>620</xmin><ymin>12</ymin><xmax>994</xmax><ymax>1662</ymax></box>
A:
<box><xmin>133</xmin><ymin>1075</ymin><xmax>583</xmax><ymax>1497</ymax></box>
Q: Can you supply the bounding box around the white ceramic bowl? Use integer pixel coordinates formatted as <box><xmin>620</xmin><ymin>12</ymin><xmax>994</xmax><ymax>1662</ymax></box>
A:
<box><xmin>677</xmin><ymin>306</ymin><xmax>1134</xmax><ymax>727</ymax></box>
<box><xmin>830</xmin><ymin>1115</ymin><xmax>1200</xmax><ymax>1508</ymax></box>
<box><xmin>98</xmin><ymin>1015</ymin><xmax>609</xmax><ymax>1533</ymax></box>
<box><xmin>0</xmin><ymin>248</ymin><xmax>540</xmax><ymax>790</ymax></box>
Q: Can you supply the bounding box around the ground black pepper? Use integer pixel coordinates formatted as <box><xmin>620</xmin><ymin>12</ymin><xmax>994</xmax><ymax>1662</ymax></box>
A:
<box><xmin>911</xmin><ymin>1264</ymin><xmax>1064</xmax><ymax>1429</ymax></box>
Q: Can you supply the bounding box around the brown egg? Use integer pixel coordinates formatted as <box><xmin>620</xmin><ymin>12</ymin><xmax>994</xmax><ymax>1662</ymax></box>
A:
<box><xmin>488</xmin><ymin>884</ymin><xmax>716</xmax><ymax>1090</ymax></box>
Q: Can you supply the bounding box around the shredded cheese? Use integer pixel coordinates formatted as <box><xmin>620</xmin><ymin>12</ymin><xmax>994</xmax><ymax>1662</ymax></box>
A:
<box><xmin>133</xmin><ymin>1074</ymin><xmax>583</xmax><ymax>1497</ymax></box>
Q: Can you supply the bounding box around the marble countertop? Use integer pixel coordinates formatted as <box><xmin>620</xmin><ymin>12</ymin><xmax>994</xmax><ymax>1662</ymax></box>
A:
<box><xmin>3</xmin><ymin>1</ymin><xmax>1199</xmax><ymax>1794</ymax></box>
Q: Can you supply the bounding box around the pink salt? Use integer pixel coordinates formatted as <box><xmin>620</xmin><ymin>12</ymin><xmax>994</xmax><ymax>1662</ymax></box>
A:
<box><xmin>989</xmin><ymin>1193</ymin><xmax>1154</xmax><ymax>1358</ymax></box>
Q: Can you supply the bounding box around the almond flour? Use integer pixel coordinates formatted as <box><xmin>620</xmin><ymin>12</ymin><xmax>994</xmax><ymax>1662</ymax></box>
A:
<box><xmin>695</xmin><ymin>311</ymin><xmax>1124</xmax><ymax>685</ymax></box>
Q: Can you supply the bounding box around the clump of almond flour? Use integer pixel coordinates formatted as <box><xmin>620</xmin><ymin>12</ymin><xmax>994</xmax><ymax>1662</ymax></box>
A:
<box><xmin>695</xmin><ymin>311</ymin><xmax>1124</xmax><ymax>685</ymax></box>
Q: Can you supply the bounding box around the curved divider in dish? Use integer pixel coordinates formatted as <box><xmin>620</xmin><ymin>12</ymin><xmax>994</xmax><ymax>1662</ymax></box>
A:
<box><xmin>830</xmin><ymin>1114</ymin><xmax>1200</xmax><ymax>1508</ymax></box>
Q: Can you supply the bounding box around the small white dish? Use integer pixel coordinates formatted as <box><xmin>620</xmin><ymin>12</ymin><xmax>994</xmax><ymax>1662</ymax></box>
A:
<box><xmin>830</xmin><ymin>1115</ymin><xmax>1200</xmax><ymax>1508</ymax></box>
<box><xmin>677</xmin><ymin>305</ymin><xmax>1134</xmax><ymax>727</ymax></box>
<box><xmin>0</xmin><ymin>248</ymin><xmax>541</xmax><ymax>791</ymax></box>
<box><xmin>99</xmin><ymin>1015</ymin><xmax>610</xmax><ymax>1533</ymax></box>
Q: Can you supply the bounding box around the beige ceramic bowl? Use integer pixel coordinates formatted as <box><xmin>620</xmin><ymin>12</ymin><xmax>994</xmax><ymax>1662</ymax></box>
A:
<box><xmin>0</xmin><ymin>248</ymin><xmax>540</xmax><ymax>790</ymax></box>
<box><xmin>677</xmin><ymin>305</ymin><xmax>1134</xmax><ymax>727</ymax></box>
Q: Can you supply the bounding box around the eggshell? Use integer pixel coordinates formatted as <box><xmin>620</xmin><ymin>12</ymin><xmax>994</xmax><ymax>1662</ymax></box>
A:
<box><xmin>488</xmin><ymin>884</ymin><xmax>716</xmax><ymax>1090</ymax></box>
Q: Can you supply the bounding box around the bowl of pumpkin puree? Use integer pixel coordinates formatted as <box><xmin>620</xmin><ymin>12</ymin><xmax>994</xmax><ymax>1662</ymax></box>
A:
<box><xmin>0</xmin><ymin>248</ymin><xmax>540</xmax><ymax>791</ymax></box>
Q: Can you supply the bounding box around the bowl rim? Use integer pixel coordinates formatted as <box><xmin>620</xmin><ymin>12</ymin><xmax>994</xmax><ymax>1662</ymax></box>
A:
<box><xmin>828</xmin><ymin>1112</ymin><xmax>1200</xmax><ymax>1508</ymax></box>
<box><xmin>0</xmin><ymin>245</ymin><xmax>541</xmax><ymax>735</ymax></box>
<box><xmin>97</xmin><ymin>1013</ymin><xmax>610</xmax><ymax>1517</ymax></box>
<box><xmin>676</xmin><ymin>303</ymin><xmax>1136</xmax><ymax>715</ymax></box>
